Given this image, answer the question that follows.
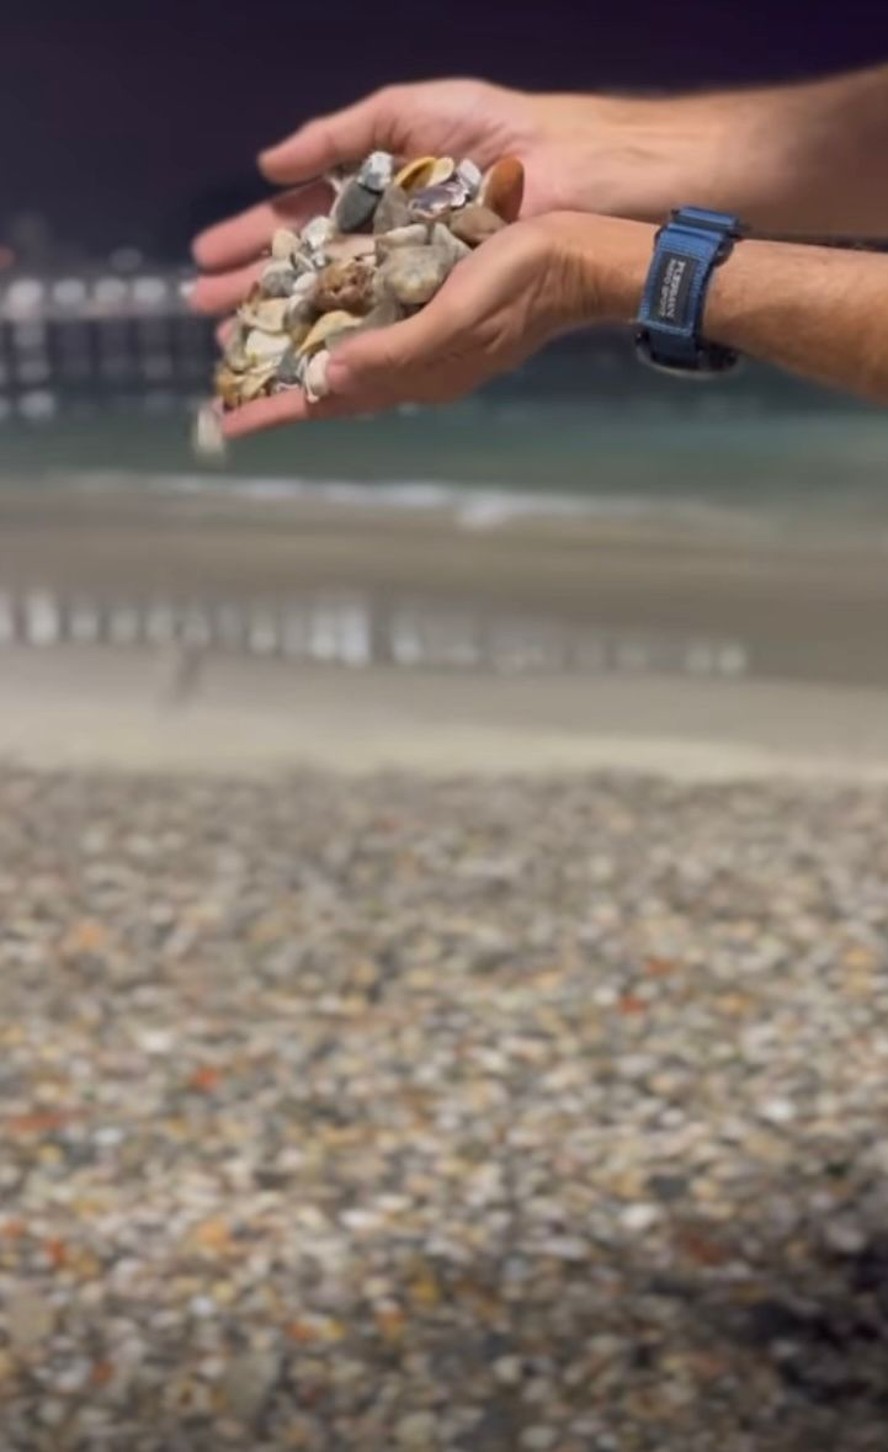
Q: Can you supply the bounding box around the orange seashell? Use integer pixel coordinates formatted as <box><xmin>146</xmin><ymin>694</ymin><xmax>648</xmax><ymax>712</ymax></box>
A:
<box><xmin>480</xmin><ymin>156</ymin><xmax>525</xmax><ymax>222</ymax></box>
<box><xmin>394</xmin><ymin>155</ymin><xmax>437</xmax><ymax>192</ymax></box>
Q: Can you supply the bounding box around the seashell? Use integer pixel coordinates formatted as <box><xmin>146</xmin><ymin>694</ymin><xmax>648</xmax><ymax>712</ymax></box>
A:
<box><xmin>192</xmin><ymin>402</ymin><xmax>227</xmax><ymax>459</ymax></box>
<box><xmin>374</xmin><ymin>224</ymin><xmax>430</xmax><ymax>260</ymax></box>
<box><xmin>240</xmin><ymin>366</ymin><xmax>277</xmax><ymax>402</ymax></box>
<box><xmin>244</xmin><ymin>329</ymin><xmax>290</xmax><ymax>365</ymax></box>
<box><xmin>372</xmin><ymin>184</ymin><xmax>412</xmax><ymax>234</ymax></box>
<box><xmin>381</xmin><ymin>246</ymin><xmax>454</xmax><ymax>308</ymax></box>
<box><xmin>299</xmin><ymin>310</ymin><xmax>363</xmax><ymax>356</ymax></box>
<box><xmin>332</xmin><ymin>179</ymin><xmax>379</xmax><ymax>234</ymax></box>
<box><xmin>357</xmin><ymin>150</ymin><xmax>396</xmax><ymax>193</ymax></box>
<box><xmin>430</xmin><ymin>222</ymin><xmax>472</xmax><ymax>267</ymax></box>
<box><xmin>449</xmin><ymin>203</ymin><xmax>507</xmax><ymax>248</ymax></box>
<box><xmin>455</xmin><ymin>158</ymin><xmax>483</xmax><ymax>198</ymax></box>
<box><xmin>303</xmin><ymin>350</ymin><xmax>331</xmax><ymax>403</ymax></box>
<box><xmin>394</xmin><ymin>156</ymin><xmax>438</xmax><ymax>193</ymax></box>
<box><xmin>314</xmin><ymin>259</ymin><xmax>376</xmax><ymax>315</ymax></box>
<box><xmin>271</xmin><ymin>227</ymin><xmax>302</xmax><ymax>262</ymax></box>
<box><xmin>223</xmin><ymin>324</ymin><xmax>251</xmax><ymax>373</ymax></box>
<box><xmin>407</xmin><ymin>184</ymin><xmax>459</xmax><ymax>222</ymax></box>
<box><xmin>427</xmin><ymin>156</ymin><xmax>456</xmax><ymax>186</ymax></box>
<box><xmin>480</xmin><ymin>156</ymin><xmax>525</xmax><ymax>222</ymax></box>
<box><xmin>238</xmin><ymin>297</ymin><xmax>290</xmax><ymax>334</ymax></box>
<box><xmin>214</xmin><ymin>365</ymin><xmax>243</xmax><ymax>410</ymax></box>
<box><xmin>259</xmin><ymin>264</ymin><xmax>299</xmax><ymax>299</ymax></box>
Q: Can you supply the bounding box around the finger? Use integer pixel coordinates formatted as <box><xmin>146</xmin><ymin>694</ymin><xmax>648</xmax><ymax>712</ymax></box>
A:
<box><xmin>215</xmin><ymin>317</ymin><xmax>235</xmax><ymax>348</ymax></box>
<box><xmin>191</xmin><ymin>262</ymin><xmax>264</xmax><ymax>316</ymax></box>
<box><xmin>259</xmin><ymin>89</ymin><xmax>401</xmax><ymax>186</ymax></box>
<box><xmin>192</xmin><ymin>180</ymin><xmax>332</xmax><ymax>271</ymax></box>
<box><xmin>220</xmin><ymin>388</ymin><xmax>384</xmax><ymax>439</ymax></box>
<box><xmin>326</xmin><ymin>295</ymin><xmax>467</xmax><ymax>404</ymax></box>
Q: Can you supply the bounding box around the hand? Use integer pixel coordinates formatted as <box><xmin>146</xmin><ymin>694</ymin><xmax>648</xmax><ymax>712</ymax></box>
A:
<box><xmin>219</xmin><ymin>214</ymin><xmax>654</xmax><ymax>440</ymax></box>
<box><xmin>190</xmin><ymin>78</ymin><xmax>730</xmax><ymax>318</ymax></box>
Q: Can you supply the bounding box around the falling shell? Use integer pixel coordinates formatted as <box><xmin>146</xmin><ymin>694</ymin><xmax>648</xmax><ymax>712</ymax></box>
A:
<box><xmin>193</xmin><ymin>402</ymin><xmax>227</xmax><ymax>460</ymax></box>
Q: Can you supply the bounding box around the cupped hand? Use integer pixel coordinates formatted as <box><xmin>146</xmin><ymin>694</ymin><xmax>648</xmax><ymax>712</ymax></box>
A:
<box><xmin>219</xmin><ymin>216</ymin><xmax>588</xmax><ymax>440</ymax></box>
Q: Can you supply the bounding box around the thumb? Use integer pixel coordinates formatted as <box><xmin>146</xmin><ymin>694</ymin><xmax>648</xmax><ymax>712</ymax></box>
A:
<box><xmin>326</xmin><ymin>305</ymin><xmax>453</xmax><ymax>404</ymax></box>
<box><xmin>260</xmin><ymin>90</ymin><xmax>400</xmax><ymax>185</ymax></box>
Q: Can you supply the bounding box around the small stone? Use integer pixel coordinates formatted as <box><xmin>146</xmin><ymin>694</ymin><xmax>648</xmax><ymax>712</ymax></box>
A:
<box><xmin>375</xmin><ymin>224</ymin><xmax>430</xmax><ymax>260</ymax></box>
<box><xmin>314</xmin><ymin>259</ymin><xmax>376</xmax><ymax>315</ymax></box>
<box><xmin>520</xmin><ymin>1427</ymin><xmax>558</xmax><ymax>1450</ymax></box>
<box><xmin>259</xmin><ymin>264</ymin><xmax>298</xmax><ymax>298</ymax></box>
<box><xmin>620</xmin><ymin>1203</ymin><xmax>661</xmax><ymax>1233</ymax></box>
<box><xmin>382</xmin><ymin>246</ymin><xmax>453</xmax><ymax>307</ymax></box>
<box><xmin>823</xmin><ymin>1216</ymin><xmax>868</xmax><ymax>1255</ymax></box>
<box><xmin>333</xmin><ymin>179</ymin><xmax>379</xmax><ymax>234</ymax></box>
<box><xmin>395</xmin><ymin>1410</ymin><xmax>439</xmax><ymax>1446</ymax></box>
<box><xmin>8</xmin><ymin>1287</ymin><xmax>55</xmax><ymax>1349</ymax></box>
<box><xmin>760</xmin><ymin>1097</ymin><xmax>796</xmax><ymax>1126</ymax></box>
<box><xmin>223</xmin><ymin>1350</ymin><xmax>281</xmax><ymax>1425</ymax></box>
<box><xmin>449</xmin><ymin>204</ymin><xmax>507</xmax><ymax>247</ymax></box>
<box><xmin>430</xmin><ymin>222</ymin><xmax>472</xmax><ymax>267</ymax></box>
<box><xmin>373</xmin><ymin>183</ymin><xmax>412</xmax><ymax>234</ymax></box>
<box><xmin>493</xmin><ymin>1355</ymin><xmax>524</xmax><ymax>1385</ymax></box>
<box><xmin>480</xmin><ymin>155</ymin><xmax>525</xmax><ymax>222</ymax></box>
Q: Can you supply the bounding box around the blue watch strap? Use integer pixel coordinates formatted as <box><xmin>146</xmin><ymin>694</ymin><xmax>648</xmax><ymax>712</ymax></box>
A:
<box><xmin>636</xmin><ymin>207</ymin><xmax>744</xmax><ymax>375</ymax></box>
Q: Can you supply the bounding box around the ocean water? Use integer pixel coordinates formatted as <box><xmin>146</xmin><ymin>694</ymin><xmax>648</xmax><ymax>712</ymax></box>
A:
<box><xmin>2</xmin><ymin>332</ymin><xmax>887</xmax><ymax>532</ymax></box>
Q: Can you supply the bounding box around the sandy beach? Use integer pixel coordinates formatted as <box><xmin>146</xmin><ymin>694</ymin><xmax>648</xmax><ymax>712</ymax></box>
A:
<box><xmin>2</xmin><ymin>480</ymin><xmax>888</xmax><ymax>1449</ymax></box>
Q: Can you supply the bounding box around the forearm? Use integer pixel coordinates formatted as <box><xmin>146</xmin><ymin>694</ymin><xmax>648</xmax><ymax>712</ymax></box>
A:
<box><xmin>539</xmin><ymin>65</ymin><xmax>888</xmax><ymax>237</ymax></box>
<box><xmin>557</xmin><ymin>215</ymin><xmax>888</xmax><ymax>405</ymax></box>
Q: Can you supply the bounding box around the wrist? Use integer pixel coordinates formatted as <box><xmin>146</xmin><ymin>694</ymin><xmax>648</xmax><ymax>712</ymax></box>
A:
<box><xmin>538</xmin><ymin>213</ymin><xmax>656</xmax><ymax>328</ymax></box>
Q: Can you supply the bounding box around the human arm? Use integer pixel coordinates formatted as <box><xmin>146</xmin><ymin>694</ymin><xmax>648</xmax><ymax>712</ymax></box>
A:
<box><xmin>191</xmin><ymin>63</ymin><xmax>888</xmax><ymax>315</ymax></box>
<box><xmin>219</xmin><ymin>214</ymin><xmax>888</xmax><ymax>439</ymax></box>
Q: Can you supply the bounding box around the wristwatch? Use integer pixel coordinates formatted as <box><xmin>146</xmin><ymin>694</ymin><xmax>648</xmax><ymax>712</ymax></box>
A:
<box><xmin>636</xmin><ymin>207</ymin><xmax>746</xmax><ymax>376</ymax></box>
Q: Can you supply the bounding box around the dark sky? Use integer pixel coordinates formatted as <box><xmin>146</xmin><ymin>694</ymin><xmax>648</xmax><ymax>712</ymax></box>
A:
<box><xmin>4</xmin><ymin>0</ymin><xmax>888</xmax><ymax>257</ymax></box>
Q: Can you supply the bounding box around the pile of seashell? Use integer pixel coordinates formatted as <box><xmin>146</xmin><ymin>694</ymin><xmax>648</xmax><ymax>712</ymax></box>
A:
<box><xmin>212</xmin><ymin>152</ymin><xmax>524</xmax><ymax>414</ymax></box>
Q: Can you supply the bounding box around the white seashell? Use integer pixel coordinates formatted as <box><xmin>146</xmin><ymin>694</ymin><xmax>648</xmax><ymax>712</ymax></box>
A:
<box><xmin>191</xmin><ymin>403</ymin><xmax>227</xmax><ymax>462</ymax></box>
<box><xmin>303</xmin><ymin>350</ymin><xmax>331</xmax><ymax>403</ymax></box>
<box><xmin>238</xmin><ymin>297</ymin><xmax>290</xmax><ymax>333</ymax></box>
<box><xmin>428</xmin><ymin>156</ymin><xmax>456</xmax><ymax>186</ymax></box>
<box><xmin>455</xmin><ymin>158</ymin><xmax>483</xmax><ymax>197</ymax></box>
<box><xmin>299</xmin><ymin>310</ymin><xmax>363</xmax><ymax>356</ymax></box>
<box><xmin>244</xmin><ymin>329</ymin><xmax>290</xmax><ymax>364</ymax></box>
<box><xmin>240</xmin><ymin>365</ymin><xmax>277</xmax><ymax>401</ymax></box>
<box><xmin>271</xmin><ymin>228</ymin><xmax>301</xmax><ymax>262</ymax></box>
